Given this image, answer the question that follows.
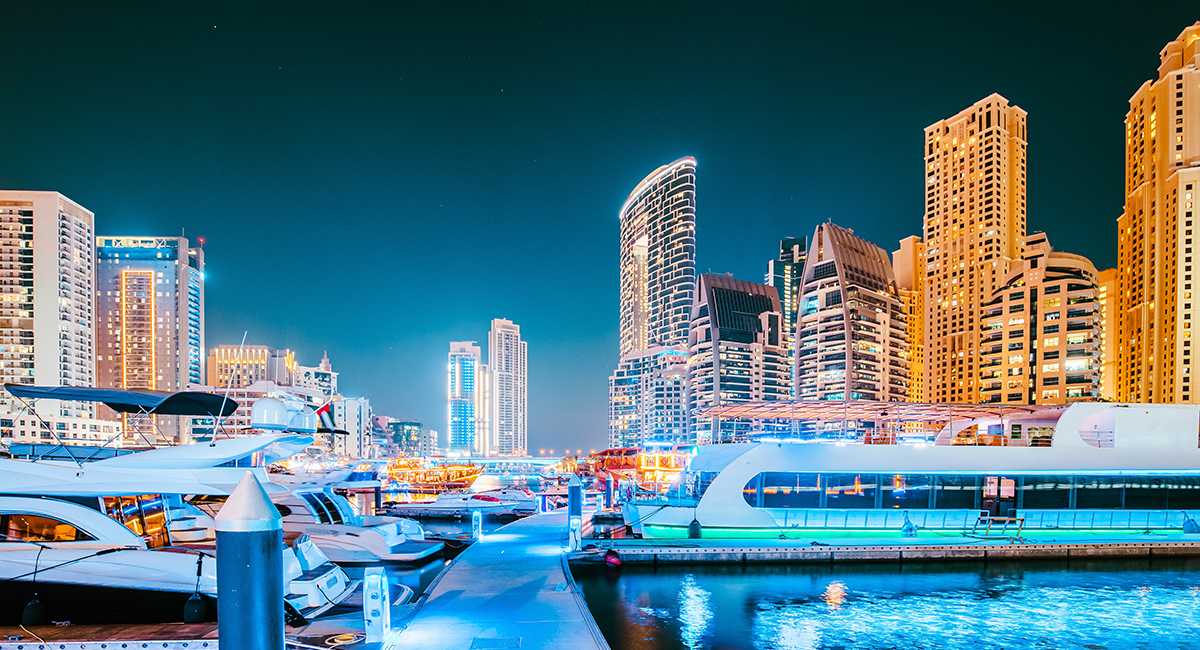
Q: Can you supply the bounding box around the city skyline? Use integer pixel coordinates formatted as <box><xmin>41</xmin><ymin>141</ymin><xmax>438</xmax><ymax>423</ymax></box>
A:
<box><xmin>1</xmin><ymin>5</ymin><xmax>1197</xmax><ymax>451</ymax></box>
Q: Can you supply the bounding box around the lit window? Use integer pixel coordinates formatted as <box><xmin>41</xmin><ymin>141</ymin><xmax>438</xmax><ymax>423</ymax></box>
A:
<box><xmin>1043</xmin><ymin>337</ymin><xmax>1059</xmax><ymax>347</ymax></box>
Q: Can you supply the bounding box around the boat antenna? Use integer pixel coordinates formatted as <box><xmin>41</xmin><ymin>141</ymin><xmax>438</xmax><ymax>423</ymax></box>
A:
<box><xmin>213</xmin><ymin>332</ymin><xmax>248</xmax><ymax>445</ymax></box>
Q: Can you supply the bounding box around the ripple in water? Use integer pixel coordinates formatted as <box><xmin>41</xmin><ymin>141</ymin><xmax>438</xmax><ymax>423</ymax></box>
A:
<box><xmin>574</xmin><ymin>559</ymin><xmax>1200</xmax><ymax>650</ymax></box>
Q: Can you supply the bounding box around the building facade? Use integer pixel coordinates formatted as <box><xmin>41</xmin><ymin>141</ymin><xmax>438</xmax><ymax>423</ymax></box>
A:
<box><xmin>1116</xmin><ymin>21</ymin><xmax>1200</xmax><ymax>403</ymax></box>
<box><xmin>608</xmin><ymin>345</ymin><xmax>687</xmax><ymax>448</ymax></box>
<box><xmin>687</xmin><ymin>274</ymin><xmax>789</xmax><ymax>444</ymax></box>
<box><xmin>333</xmin><ymin>397</ymin><xmax>372</xmax><ymax>459</ymax></box>
<box><xmin>294</xmin><ymin>351</ymin><xmax>338</xmax><ymax>398</ymax></box>
<box><xmin>0</xmin><ymin>191</ymin><xmax>95</xmax><ymax>420</ymax></box>
<box><xmin>618</xmin><ymin>157</ymin><xmax>697</xmax><ymax>355</ymax></box>
<box><xmin>893</xmin><ymin>235</ymin><xmax>926</xmax><ymax>402</ymax></box>
<box><xmin>979</xmin><ymin>233</ymin><xmax>1102</xmax><ymax>404</ymax></box>
<box><xmin>448</xmin><ymin>341</ymin><xmax>484</xmax><ymax>454</ymax></box>
<box><xmin>388</xmin><ymin>420</ymin><xmax>423</xmax><ymax>454</ymax></box>
<box><xmin>488</xmin><ymin>318</ymin><xmax>527</xmax><ymax>456</ymax></box>
<box><xmin>923</xmin><ymin>95</ymin><xmax>1028</xmax><ymax>403</ymax></box>
<box><xmin>206</xmin><ymin>345</ymin><xmax>295</xmax><ymax>389</ymax></box>
<box><xmin>95</xmin><ymin>236</ymin><xmax>204</xmax><ymax>444</ymax></box>
<box><xmin>794</xmin><ymin>223</ymin><xmax>908</xmax><ymax>403</ymax></box>
<box><xmin>1098</xmin><ymin>267</ymin><xmax>1118</xmax><ymax>401</ymax></box>
<box><xmin>766</xmin><ymin>236</ymin><xmax>806</xmax><ymax>397</ymax></box>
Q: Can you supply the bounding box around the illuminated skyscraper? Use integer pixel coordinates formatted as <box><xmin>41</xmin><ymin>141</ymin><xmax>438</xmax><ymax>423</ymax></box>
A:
<box><xmin>979</xmin><ymin>233</ymin><xmax>1101</xmax><ymax>405</ymax></box>
<box><xmin>448</xmin><ymin>341</ymin><xmax>484</xmax><ymax>454</ymax></box>
<box><xmin>794</xmin><ymin>223</ymin><xmax>907</xmax><ymax>402</ymax></box>
<box><xmin>893</xmin><ymin>235</ymin><xmax>926</xmax><ymax>402</ymax></box>
<box><xmin>488</xmin><ymin>318</ymin><xmax>527</xmax><ymax>456</ymax></box>
<box><xmin>96</xmin><ymin>236</ymin><xmax>206</xmax><ymax>444</ymax></box>
<box><xmin>766</xmin><ymin>236</ymin><xmax>806</xmax><ymax>397</ymax></box>
<box><xmin>687</xmin><ymin>274</ymin><xmax>789</xmax><ymax>444</ymax></box>
<box><xmin>0</xmin><ymin>191</ymin><xmax>94</xmax><ymax>420</ymax></box>
<box><xmin>206</xmin><ymin>345</ymin><xmax>294</xmax><ymax>389</ymax></box>
<box><xmin>618</xmin><ymin>157</ymin><xmax>697</xmax><ymax>355</ymax></box>
<box><xmin>1116</xmin><ymin>21</ymin><xmax>1200</xmax><ymax>403</ymax></box>
<box><xmin>923</xmin><ymin>95</ymin><xmax>1028</xmax><ymax>403</ymax></box>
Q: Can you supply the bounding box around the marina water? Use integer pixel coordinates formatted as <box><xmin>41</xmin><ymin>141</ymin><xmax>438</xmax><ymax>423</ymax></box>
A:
<box><xmin>573</xmin><ymin>558</ymin><xmax>1200</xmax><ymax>649</ymax></box>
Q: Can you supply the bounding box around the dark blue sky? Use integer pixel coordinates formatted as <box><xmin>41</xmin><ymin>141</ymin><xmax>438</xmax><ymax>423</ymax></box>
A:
<box><xmin>1</xmin><ymin>3</ymin><xmax>1196</xmax><ymax>452</ymax></box>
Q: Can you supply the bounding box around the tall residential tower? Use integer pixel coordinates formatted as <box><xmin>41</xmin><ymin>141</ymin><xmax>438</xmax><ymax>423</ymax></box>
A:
<box><xmin>618</xmin><ymin>157</ymin><xmax>697</xmax><ymax>354</ymax></box>
<box><xmin>923</xmin><ymin>95</ymin><xmax>1028</xmax><ymax>403</ymax></box>
<box><xmin>489</xmin><ymin>318</ymin><xmax>527</xmax><ymax>456</ymax></box>
<box><xmin>0</xmin><ymin>191</ymin><xmax>95</xmax><ymax>419</ymax></box>
<box><xmin>766</xmin><ymin>236</ymin><xmax>806</xmax><ymax>397</ymax></box>
<box><xmin>1116</xmin><ymin>21</ymin><xmax>1200</xmax><ymax>403</ymax></box>
<box><xmin>794</xmin><ymin>223</ymin><xmax>908</xmax><ymax>402</ymax></box>
<box><xmin>96</xmin><ymin>236</ymin><xmax>205</xmax><ymax>444</ymax></box>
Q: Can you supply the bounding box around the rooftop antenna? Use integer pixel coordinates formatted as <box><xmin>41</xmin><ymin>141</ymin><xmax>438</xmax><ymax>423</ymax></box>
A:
<box><xmin>213</xmin><ymin>332</ymin><xmax>248</xmax><ymax>445</ymax></box>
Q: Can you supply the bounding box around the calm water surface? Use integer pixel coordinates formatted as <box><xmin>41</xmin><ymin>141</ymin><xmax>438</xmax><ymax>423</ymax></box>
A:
<box><xmin>574</xmin><ymin>559</ymin><xmax>1200</xmax><ymax>650</ymax></box>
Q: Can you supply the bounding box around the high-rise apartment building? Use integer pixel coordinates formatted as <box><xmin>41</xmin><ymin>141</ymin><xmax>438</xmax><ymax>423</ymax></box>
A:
<box><xmin>95</xmin><ymin>236</ymin><xmax>204</xmax><ymax>444</ymax></box>
<box><xmin>0</xmin><ymin>192</ymin><xmax>95</xmax><ymax>419</ymax></box>
<box><xmin>979</xmin><ymin>234</ymin><xmax>1102</xmax><ymax>404</ymax></box>
<box><xmin>388</xmin><ymin>419</ymin><xmax>423</xmax><ymax>454</ymax></box>
<box><xmin>448</xmin><ymin>341</ymin><xmax>485</xmax><ymax>454</ymax></box>
<box><xmin>1098</xmin><ymin>267</ymin><xmax>1118</xmax><ymax>401</ymax></box>
<box><xmin>609</xmin><ymin>345</ymin><xmax>687</xmax><ymax>448</ymax></box>
<box><xmin>766</xmin><ymin>236</ymin><xmax>807</xmax><ymax>397</ymax></box>
<box><xmin>893</xmin><ymin>235</ymin><xmax>926</xmax><ymax>402</ymax></box>
<box><xmin>618</xmin><ymin>157</ymin><xmax>697</xmax><ymax>355</ymax></box>
<box><xmin>794</xmin><ymin>223</ymin><xmax>908</xmax><ymax>402</ymax></box>
<box><xmin>1116</xmin><ymin>21</ymin><xmax>1200</xmax><ymax>403</ymax></box>
<box><xmin>206</xmin><ymin>345</ymin><xmax>294</xmax><ymax>389</ymax></box>
<box><xmin>334</xmin><ymin>396</ymin><xmax>372</xmax><ymax>458</ymax></box>
<box><xmin>923</xmin><ymin>95</ymin><xmax>1028</xmax><ymax>403</ymax></box>
<box><xmin>489</xmin><ymin>318</ymin><xmax>527</xmax><ymax>456</ymax></box>
<box><xmin>687</xmin><ymin>274</ymin><xmax>789</xmax><ymax>444</ymax></box>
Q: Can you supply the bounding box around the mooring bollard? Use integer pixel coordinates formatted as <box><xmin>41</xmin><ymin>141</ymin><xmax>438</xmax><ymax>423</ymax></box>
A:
<box><xmin>363</xmin><ymin>566</ymin><xmax>391</xmax><ymax>643</ymax></box>
<box><xmin>472</xmin><ymin>509</ymin><xmax>483</xmax><ymax>539</ymax></box>
<box><xmin>216</xmin><ymin>471</ymin><xmax>284</xmax><ymax>650</ymax></box>
<box><xmin>374</xmin><ymin>485</ymin><xmax>383</xmax><ymax>513</ymax></box>
<box><xmin>604</xmin><ymin>475</ymin><xmax>614</xmax><ymax>509</ymax></box>
<box><xmin>568</xmin><ymin>475</ymin><xmax>582</xmax><ymax>551</ymax></box>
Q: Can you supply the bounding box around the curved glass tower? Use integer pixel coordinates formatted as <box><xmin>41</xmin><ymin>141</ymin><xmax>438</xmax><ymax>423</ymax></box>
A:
<box><xmin>618</xmin><ymin>157</ymin><xmax>697</xmax><ymax>355</ymax></box>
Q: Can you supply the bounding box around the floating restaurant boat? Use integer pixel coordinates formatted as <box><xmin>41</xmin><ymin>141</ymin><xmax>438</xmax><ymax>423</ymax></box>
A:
<box><xmin>385</xmin><ymin>459</ymin><xmax>485</xmax><ymax>493</ymax></box>
<box><xmin>625</xmin><ymin>401</ymin><xmax>1200</xmax><ymax>538</ymax></box>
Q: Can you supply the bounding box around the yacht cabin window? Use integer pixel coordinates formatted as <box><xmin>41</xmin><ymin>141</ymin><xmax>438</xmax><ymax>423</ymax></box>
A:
<box><xmin>1</xmin><ymin>514</ymin><xmax>96</xmax><ymax>542</ymax></box>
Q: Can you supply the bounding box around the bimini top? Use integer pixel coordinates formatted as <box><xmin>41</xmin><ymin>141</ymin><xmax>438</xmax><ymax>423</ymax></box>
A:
<box><xmin>703</xmin><ymin>399</ymin><xmax>1059</xmax><ymax>422</ymax></box>
<box><xmin>4</xmin><ymin>384</ymin><xmax>239</xmax><ymax>417</ymax></box>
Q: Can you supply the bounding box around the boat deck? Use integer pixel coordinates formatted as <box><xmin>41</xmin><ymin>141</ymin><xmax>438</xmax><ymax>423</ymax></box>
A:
<box><xmin>389</xmin><ymin>512</ymin><xmax>607</xmax><ymax>650</ymax></box>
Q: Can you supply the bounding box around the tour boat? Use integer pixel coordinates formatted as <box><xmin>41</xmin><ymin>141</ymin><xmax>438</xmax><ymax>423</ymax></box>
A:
<box><xmin>624</xmin><ymin>402</ymin><xmax>1200</xmax><ymax>538</ymax></box>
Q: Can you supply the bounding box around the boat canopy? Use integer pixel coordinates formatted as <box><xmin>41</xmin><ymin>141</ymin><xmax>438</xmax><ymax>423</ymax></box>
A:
<box><xmin>702</xmin><ymin>399</ymin><xmax>1060</xmax><ymax>423</ymax></box>
<box><xmin>4</xmin><ymin>384</ymin><xmax>239</xmax><ymax>417</ymax></box>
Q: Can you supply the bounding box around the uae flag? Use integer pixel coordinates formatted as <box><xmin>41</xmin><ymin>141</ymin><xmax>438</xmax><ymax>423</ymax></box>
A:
<box><xmin>316</xmin><ymin>402</ymin><xmax>336</xmax><ymax>430</ymax></box>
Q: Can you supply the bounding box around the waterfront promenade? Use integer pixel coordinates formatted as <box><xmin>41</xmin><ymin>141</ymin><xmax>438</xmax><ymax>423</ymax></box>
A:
<box><xmin>391</xmin><ymin>512</ymin><xmax>608</xmax><ymax>650</ymax></box>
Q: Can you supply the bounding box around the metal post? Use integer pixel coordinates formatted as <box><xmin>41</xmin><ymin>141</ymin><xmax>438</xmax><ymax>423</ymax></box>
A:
<box><xmin>363</xmin><ymin>566</ymin><xmax>391</xmax><ymax>643</ymax></box>
<box><xmin>374</xmin><ymin>485</ymin><xmax>382</xmax><ymax>513</ymax></box>
<box><xmin>216</xmin><ymin>471</ymin><xmax>283</xmax><ymax>650</ymax></box>
<box><xmin>604</xmin><ymin>473</ymin><xmax>614</xmax><ymax>509</ymax></box>
<box><xmin>567</xmin><ymin>475</ymin><xmax>582</xmax><ymax>551</ymax></box>
<box><xmin>472</xmin><ymin>509</ymin><xmax>483</xmax><ymax>539</ymax></box>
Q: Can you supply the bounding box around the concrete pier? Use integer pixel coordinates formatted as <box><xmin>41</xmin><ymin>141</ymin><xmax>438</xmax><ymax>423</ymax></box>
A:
<box><xmin>390</xmin><ymin>512</ymin><xmax>607</xmax><ymax>650</ymax></box>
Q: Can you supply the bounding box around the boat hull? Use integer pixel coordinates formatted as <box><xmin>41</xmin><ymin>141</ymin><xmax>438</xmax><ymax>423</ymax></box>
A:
<box><xmin>0</xmin><ymin>580</ymin><xmax>217</xmax><ymax>625</ymax></box>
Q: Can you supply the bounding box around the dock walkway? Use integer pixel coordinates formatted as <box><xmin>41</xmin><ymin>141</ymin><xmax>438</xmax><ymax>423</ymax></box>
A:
<box><xmin>391</xmin><ymin>512</ymin><xmax>607</xmax><ymax>650</ymax></box>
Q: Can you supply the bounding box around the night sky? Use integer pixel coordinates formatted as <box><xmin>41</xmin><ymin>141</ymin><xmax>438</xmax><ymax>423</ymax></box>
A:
<box><xmin>1</xmin><ymin>3</ymin><xmax>1196</xmax><ymax>453</ymax></box>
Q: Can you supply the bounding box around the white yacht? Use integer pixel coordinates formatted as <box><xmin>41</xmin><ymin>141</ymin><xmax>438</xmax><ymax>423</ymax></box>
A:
<box><xmin>0</xmin><ymin>495</ymin><xmax>353</xmax><ymax>625</ymax></box>
<box><xmin>625</xmin><ymin>402</ymin><xmax>1200</xmax><ymax>538</ymax></box>
<box><xmin>382</xmin><ymin>491</ymin><xmax>519</xmax><ymax>519</ymax></box>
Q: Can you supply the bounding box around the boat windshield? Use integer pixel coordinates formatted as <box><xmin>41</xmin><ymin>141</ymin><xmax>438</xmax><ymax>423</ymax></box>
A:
<box><xmin>1</xmin><ymin>514</ymin><xmax>96</xmax><ymax>542</ymax></box>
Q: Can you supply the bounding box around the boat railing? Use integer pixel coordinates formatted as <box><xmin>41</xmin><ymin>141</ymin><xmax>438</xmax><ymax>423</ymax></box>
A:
<box><xmin>764</xmin><ymin>508</ymin><xmax>984</xmax><ymax>530</ymax></box>
<box><xmin>1017</xmin><ymin>509</ymin><xmax>1200</xmax><ymax>530</ymax></box>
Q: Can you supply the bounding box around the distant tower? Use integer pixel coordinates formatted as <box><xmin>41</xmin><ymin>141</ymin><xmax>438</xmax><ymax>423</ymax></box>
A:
<box><xmin>448</xmin><ymin>342</ymin><xmax>482</xmax><ymax>454</ymax></box>
<box><xmin>923</xmin><ymin>94</ymin><xmax>1027</xmax><ymax>403</ymax></box>
<box><xmin>489</xmin><ymin>319</ymin><xmax>527</xmax><ymax>456</ymax></box>
<box><xmin>893</xmin><ymin>235</ymin><xmax>926</xmax><ymax>402</ymax></box>
<box><xmin>766</xmin><ymin>236</ymin><xmax>806</xmax><ymax>397</ymax></box>
<box><xmin>1116</xmin><ymin>21</ymin><xmax>1200</xmax><ymax>403</ymax></box>
<box><xmin>618</xmin><ymin>157</ymin><xmax>697</xmax><ymax>355</ymax></box>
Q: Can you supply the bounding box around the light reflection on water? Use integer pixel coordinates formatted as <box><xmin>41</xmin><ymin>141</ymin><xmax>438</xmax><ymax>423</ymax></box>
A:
<box><xmin>575</xmin><ymin>559</ymin><xmax>1200</xmax><ymax>650</ymax></box>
